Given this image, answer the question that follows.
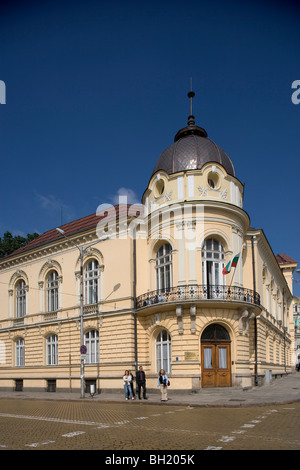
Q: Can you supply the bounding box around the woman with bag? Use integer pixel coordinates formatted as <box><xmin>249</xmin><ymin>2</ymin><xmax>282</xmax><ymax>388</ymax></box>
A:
<box><xmin>157</xmin><ymin>369</ymin><xmax>169</xmax><ymax>402</ymax></box>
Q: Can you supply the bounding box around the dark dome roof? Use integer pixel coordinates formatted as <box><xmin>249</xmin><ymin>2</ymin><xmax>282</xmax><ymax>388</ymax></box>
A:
<box><xmin>152</xmin><ymin>121</ymin><xmax>235</xmax><ymax>178</ymax></box>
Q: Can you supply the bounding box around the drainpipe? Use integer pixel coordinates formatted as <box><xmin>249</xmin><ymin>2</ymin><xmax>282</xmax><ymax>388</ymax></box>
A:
<box><xmin>251</xmin><ymin>236</ymin><xmax>258</xmax><ymax>386</ymax></box>
<box><xmin>133</xmin><ymin>227</ymin><xmax>138</xmax><ymax>383</ymax></box>
<box><xmin>282</xmin><ymin>288</ymin><xmax>286</xmax><ymax>373</ymax></box>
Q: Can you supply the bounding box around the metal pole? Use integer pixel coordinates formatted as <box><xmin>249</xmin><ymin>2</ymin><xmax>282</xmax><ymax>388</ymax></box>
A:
<box><xmin>80</xmin><ymin>247</ymin><xmax>85</xmax><ymax>398</ymax></box>
<box><xmin>251</xmin><ymin>236</ymin><xmax>258</xmax><ymax>386</ymax></box>
<box><xmin>133</xmin><ymin>228</ymin><xmax>138</xmax><ymax>383</ymax></box>
<box><xmin>55</xmin><ymin>228</ymin><xmax>101</xmax><ymax>399</ymax></box>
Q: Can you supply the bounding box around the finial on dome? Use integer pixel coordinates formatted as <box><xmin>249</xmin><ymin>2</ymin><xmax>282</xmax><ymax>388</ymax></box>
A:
<box><xmin>173</xmin><ymin>80</ymin><xmax>208</xmax><ymax>142</ymax></box>
<box><xmin>187</xmin><ymin>77</ymin><xmax>195</xmax><ymax>126</ymax></box>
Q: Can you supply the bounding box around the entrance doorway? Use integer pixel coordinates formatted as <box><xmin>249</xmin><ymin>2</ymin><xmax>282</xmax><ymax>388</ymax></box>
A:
<box><xmin>201</xmin><ymin>324</ymin><xmax>231</xmax><ymax>388</ymax></box>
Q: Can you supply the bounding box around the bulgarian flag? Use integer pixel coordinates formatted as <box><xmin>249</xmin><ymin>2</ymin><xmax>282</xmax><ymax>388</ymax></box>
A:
<box><xmin>222</xmin><ymin>253</ymin><xmax>240</xmax><ymax>275</ymax></box>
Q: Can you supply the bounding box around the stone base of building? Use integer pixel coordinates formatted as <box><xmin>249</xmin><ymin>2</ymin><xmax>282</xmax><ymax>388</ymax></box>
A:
<box><xmin>0</xmin><ymin>370</ymin><xmax>291</xmax><ymax>395</ymax></box>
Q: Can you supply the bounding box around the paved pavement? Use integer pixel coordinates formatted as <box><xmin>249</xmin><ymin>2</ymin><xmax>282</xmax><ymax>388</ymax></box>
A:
<box><xmin>1</xmin><ymin>372</ymin><xmax>300</xmax><ymax>407</ymax></box>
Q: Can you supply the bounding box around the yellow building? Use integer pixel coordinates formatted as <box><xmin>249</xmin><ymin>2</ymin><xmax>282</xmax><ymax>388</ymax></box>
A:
<box><xmin>0</xmin><ymin>99</ymin><xmax>296</xmax><ymax>394</ymax></box>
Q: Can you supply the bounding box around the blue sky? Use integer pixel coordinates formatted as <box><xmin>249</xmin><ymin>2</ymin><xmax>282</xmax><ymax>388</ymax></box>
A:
<box><xmin>0</xmin><ymin>0</ymin><xmax>300</xmax><ymax>295</ymax></box>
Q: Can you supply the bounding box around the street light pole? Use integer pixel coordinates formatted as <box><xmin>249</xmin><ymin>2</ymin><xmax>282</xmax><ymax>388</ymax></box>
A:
<box><xmin>56</xmin><ymin>227</ymin><xmax>98</xmax><ymax>399</ymax></box>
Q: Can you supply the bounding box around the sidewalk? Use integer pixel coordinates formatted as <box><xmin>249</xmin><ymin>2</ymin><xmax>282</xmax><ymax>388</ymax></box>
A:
<box><xmin>1</xmin><ymin>373</ymin><xmax>300</xmax><ymax>407</ymax></box>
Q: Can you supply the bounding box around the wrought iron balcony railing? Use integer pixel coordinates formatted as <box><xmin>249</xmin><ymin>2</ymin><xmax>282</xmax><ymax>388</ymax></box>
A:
<box><xmin>136</xmin><ymin>284</ymin><xmax>260</xmax><ymax>309</ymax></box>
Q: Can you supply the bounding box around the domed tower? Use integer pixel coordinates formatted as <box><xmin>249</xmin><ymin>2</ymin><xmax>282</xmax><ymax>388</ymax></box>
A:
<box><xmin>151</xmin><ymin>91</ymin><xmax>235</xmax><ymax>178</ymax></box>
<box><xmin>142</xmin><ymin>88</ymin><xmax>249</xmax><ymax>295</ymax></box>
<box><xmin>143</xmin><ymin>89</ymin><xmax>244</xmax><ymax>212</ymax></box>
<box><xmin>137</xmin><ymin>90</ymin><xmax>260</xmax><ymax>390</ymax></box>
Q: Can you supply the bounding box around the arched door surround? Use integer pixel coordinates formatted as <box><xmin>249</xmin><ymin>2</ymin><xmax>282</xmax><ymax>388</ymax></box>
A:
<box><xmin>201</xmin><ymin>323</ymin><xmax>231</xmax><ymax>388</ymax></box>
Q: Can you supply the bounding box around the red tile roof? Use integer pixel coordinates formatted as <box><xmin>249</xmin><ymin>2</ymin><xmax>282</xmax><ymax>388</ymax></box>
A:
<box><xmin>276</xmin><ymin>253</ymin><xmax>298</xmax><ymax>265</ymax></box>
<box><xmin>6</xmin><ymin>204</ymin><xmax>144</xmax><ymax>258</ymax></box>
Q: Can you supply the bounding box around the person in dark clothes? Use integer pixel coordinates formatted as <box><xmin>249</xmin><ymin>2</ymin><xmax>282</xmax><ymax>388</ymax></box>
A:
<box><xmin>137</xmin><ymin>365</ymin><xmax>147</xmax><ymax>400</ymax></box>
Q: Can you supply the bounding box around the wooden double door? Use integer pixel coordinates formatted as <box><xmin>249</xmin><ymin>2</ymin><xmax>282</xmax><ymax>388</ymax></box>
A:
<box><xmin>201</xmin><ymin>343</ymin><xmax>231</xmax><ymax>388</ymax></box>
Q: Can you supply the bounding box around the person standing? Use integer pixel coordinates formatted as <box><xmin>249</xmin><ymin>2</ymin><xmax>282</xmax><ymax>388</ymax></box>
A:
<box><xmin>128</xmin><ymin>370</ymin><xmax>135</xmax><ymax>398</ymax></box>
<box><xmin>137</xmin><ymin>366</ymin><xmax>147</xmax><ymax>400</ymax></box>
<box><xmin>123</xmin><ymin>370</ymin><xmax>134</xmax><ymax>400</ymax></box>
<box><xmin>157</xmin><ymin>369</ymin><xmax>169</xmax><ymax>402</ymax></box>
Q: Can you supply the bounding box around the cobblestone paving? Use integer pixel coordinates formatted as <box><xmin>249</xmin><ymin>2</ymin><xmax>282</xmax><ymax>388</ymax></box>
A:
<box><xmin>0</xmin><ymin>399</ymin><xmax>299</xmax><ymax>451</ymax></box>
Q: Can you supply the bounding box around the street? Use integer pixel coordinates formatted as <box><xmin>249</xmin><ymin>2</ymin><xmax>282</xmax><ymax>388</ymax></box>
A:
<box><xmin>0</xmin><ymin>398</ymin><xmax>299</xmax><ymax>452</ymax></box>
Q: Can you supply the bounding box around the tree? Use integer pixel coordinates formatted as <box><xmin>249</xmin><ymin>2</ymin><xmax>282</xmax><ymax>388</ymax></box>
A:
<box><xmin>0</xmin><ymin>231</ymin><xmax>39</xmax><ymax>258</ymax></box>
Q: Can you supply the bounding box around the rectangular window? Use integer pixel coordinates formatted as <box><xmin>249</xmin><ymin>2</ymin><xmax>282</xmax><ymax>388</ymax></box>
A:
<box><xmin>47</xmin><ymin>271</ymin><xmax>59</xmax><ymax>312</ymax></box>
<box><xmin>204</xmin><ymin>347</ymin><xmax>213</xmax><ymax>369</ymax></box>
<box><xmin>16</xmin><ymin>339</ymin><xmax>24</xmax><ymax>367</ymax></box>
<box><xmin>218</xmin><ymin>347</ymin><xmax>227</xmax><ymax>369</ymax></box>
<box><xmin>47</xmin><ymin>335</ymin><xmax>58</xmax><ymax>365</ymax></box>
<box><xmin>84</xmin><ymin>260</ymin><xmax>99</xmax><ymax>305</ymax></box>
<box><xmin>16</xmin><ymin>281</ymin><xmax>26</xmax><ymax>318</ymax></box>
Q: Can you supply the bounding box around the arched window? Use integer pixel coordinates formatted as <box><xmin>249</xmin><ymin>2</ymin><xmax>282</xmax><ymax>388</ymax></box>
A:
<box><xmin>156</xmin><ymin>330</ymin><xmax>171</xmax><ymax>373</ymax></box>
<box><xmin>84</xmin><ymin>329</ymin><xmax>99</xmax><ymax>364</ymax></box>
<box><xmin>201</xmin><ymin>324</ymin><xmax>230</xmax><ymax>341</ymax></box>
<box><xmin>202</xmin><ymin>238</ymin><xmax>225</xmax><ymax>288</ymax></box>
<box><xmin>15</xmin><ymin>338</ymin><xmax>25</xmax><ymax>367</ymax></box>
<box><xmin>46</xmin><ymin>334</ymin><xmax>58</xmax><ymax>365</ymax></box>
<box><xmin>155</xmin><ymin>244</ymin><xmax>172</xmax><ymax>291</ymax></box>
<box><xmin>46</xmin><ymin>270</ymin><xmax>59</xmax><ymax>312</ymax></box>
<box><xmin>84</xmin><ymin>259</ymin><xmax>99</xmax><ymax>305</ymax></box>
<box><xmin>16</xmin><ymin>279</ymin><xmax>26</xmax><ymax>318</ymax></box>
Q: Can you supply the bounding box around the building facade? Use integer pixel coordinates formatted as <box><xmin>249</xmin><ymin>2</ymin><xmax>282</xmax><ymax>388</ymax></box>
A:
<box><xmin>292</xmin><ymin>296</ymin><xmax>300</xmax><ymax>366</ymax></box>
<box><xmin>0</xmin><ymin>102</ymin><xmax>296</xmax><ymax>394</ymax></box>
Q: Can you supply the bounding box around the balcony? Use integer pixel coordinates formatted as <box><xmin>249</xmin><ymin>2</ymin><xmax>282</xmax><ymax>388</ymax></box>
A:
<box><xmin>136</xmin><ymin>284</ymin><xmax>260</xmax><ymax>309</ymax></box>
<box><xmin>13</xmin><ymin>317</ymin><xmax>25</xmax><ymax>326</ymax></box>
<box><xmin>83</xmin><ymin>303</ymin><xmax>99</xmax><ymax>315</ymax></box>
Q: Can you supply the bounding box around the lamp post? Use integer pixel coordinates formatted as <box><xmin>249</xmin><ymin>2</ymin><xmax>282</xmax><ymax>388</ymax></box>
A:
<box><xmin>55</xmin><ymin>227</ymin><xmax>99</xmax><ymax>399</ymax></box>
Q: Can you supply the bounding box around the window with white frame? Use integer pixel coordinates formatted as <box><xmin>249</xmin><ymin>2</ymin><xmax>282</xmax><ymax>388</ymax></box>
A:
<box><xmin>84</xmin><ymin>259</ymin><xmax>99</xmax><ymax>304</ymax></box>
<box><xmin>16</xmin><ymin>279</ymin><xmax>26</xmax><ymax>317</ymax></box>
<box><xmin>202</xmin><ymin>238</ymin><xmax>225</xmax><ymax>286</ymax></box>
<box><xmin>156</xmin><ymin>329</ymin><xmax>171</xmax><ymax>373</ymax></box>
<box><xmin>46</xmin><ymin>334</ymin><xmax>58</xmax><ymax>365</ymax></box>
<box><xmin>15</xmin><ymin>338</ymin><xmax>25</xmax><ymax>367</ymax></box>
<box><xmin>84</xmin><ymin>329</ymin><xmax>99</xmax><ymax>363</ymax></box>
<box><xmin>155</xmin><ymin>244</ymin><xmax>172</xmax><ymax>291</ymax></box>
<box><xmin>46</xmin><ymin>270</ymin><xmax>59</xmax><ymax>312</ymax></box>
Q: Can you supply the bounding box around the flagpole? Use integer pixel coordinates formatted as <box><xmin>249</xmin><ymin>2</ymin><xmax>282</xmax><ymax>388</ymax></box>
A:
<box><xmin>226</xmin><ymin>252</ymin><xmax>240</xmax><ymax>290</ymax></box>
<box><xmin>228</xmin><ymin>264</ymin><xmax>237</xmax><ymax>288</ymax></box>
<box><xmin>223</xmin><ymin>253</ymin><xmax>240</xmax><ymax>300</ymax></box>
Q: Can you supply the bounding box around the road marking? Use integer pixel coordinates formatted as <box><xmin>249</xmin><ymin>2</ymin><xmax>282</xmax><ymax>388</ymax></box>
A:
<box><xmin>25</xmin><ymin>440</ymin><xmax>55</xmax><ymax>448</ymax></box>
<box><xmin>0</xmin><ymin>412</ymin><xmax>107</xmax><ymax>427</ymax></box>
<box><xmin>62</xmin><ymin>431</ymin><xmax>86</xmax><ymax>438</ymax></box>
<box><xmin>205</xmin><ymin>410</ymin><xmax>273</xmax><ymax>450</ymax></box>
<box><xmin>218</xmin><ymin>435</ymin><xmax>235</xmax><ymax>443</ymax></box>
<box><xmin>204</xmin><ymin>446</ymin><xmax>222</xmax><ymax>450</ymax></box>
